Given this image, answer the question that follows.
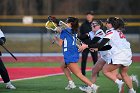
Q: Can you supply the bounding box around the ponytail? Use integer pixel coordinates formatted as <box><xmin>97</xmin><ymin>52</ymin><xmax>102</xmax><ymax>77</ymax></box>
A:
<box><xmin>71</xmin><ymin>18</ymin><xmax>79</xmax><ymax>34</ymax></box>
<box><xmin>66</xmin><ymin>17</ymin><xmax>79</xmax><ymax>34</ymax></box>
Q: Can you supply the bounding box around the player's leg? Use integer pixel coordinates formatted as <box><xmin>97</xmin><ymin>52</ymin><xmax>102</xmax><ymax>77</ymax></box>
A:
<box><xmin>61</xmin><ymin>63</ymin><xmax>76</xmax><ymax>90</ymax></box>
<box><xmin>79</xmin><ymin>58</ymin><xmax>105</xmax><ymax>92</ymax></box>
<box><xmin>91</xmin><ymin>58</ymin><xmax>106</xmax><ymax>83</ymax></box>
<box><xmin>68</xmin><ymin>63</ymin><xmax>99</xmax><ymax>93</ymax></box>
<box><xmin>90</xmin><ymin>51</ymin><xmax>98</xmax><ymax>65</ymax></box>
<box><xmin>103</xmin><ymin>64</ymin><xmax>124</xmax><ymax>93</ymax></box>
<box><xmin>81</xmin><ymin>48</ymin><xmax>89</xmax><ymax>76</ymax></box>
<box><xmin>61</xmin><ymin>63</ymin><xmax>73</xmax><ymax>81</ymax></box>
<box><xmin>79</xmin><ymin>58</ymin><xmax>104</xmax><ymax>91</ymax></box>
<box><xmin>90</xmin><ymin>51</ymin><xmax>99</xmax><ymax>77</ymax></box>
<box><xmin>117</xmin><ymin>72</ymin><xmax>139</xmax><ymax>87</ymax></box>
<box><xmin>120</xmin><ymin>66</ymin><xmax>136</xmax><ymax>93</ymax></box>
<box><xmin>102</xmin><ymin>63</ymin><xmax>121</xmax><ymax>81</ymax></box>
<box><xmin>0</xmin><ymin>58</ymin><xmax>16</xmax><ymax>89</ymax></box>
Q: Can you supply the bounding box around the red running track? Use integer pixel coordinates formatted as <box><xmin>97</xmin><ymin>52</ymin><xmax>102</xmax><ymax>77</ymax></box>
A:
<box><xmin>0</xmin><ymin>67</ymin><xmax>92</xmax><ymax>81</ymax></box>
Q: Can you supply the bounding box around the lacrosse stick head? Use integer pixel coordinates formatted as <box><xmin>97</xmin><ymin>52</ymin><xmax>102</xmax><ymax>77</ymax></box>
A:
<box><xmin>45</xmin><ymin>21</ymin><xmax>57</xmax><ymax>31</ymax></box>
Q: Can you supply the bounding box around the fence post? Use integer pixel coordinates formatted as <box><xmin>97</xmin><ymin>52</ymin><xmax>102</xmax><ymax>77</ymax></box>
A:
<box><xmin>40</xmin><ymin>30</ymin><xmax>44</xmax><ymax>56</ymax></box>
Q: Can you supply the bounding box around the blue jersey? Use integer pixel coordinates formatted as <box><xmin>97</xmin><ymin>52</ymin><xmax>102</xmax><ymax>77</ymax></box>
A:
<box><xmin>60</xmin><ymin>28</ymin><xmax>80</xmax><ymax>65</ymax></box>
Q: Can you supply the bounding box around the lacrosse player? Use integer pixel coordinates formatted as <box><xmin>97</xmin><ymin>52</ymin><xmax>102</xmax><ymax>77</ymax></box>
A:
<box><xmin>51</xmin><ymin>16</ymin><xmax>99</xmax><ymax>93</ymax></box>
<box><xmin>0</xmin><ymin>29</ymin><xmax>16</xmax><ymax>89</ymax></box>
<box><xmin>79</xmin><ymin>17</ymin><xmax>137</xmax><ymax>93</ymax></box>
<box><xmin>79</xmin><ymin>20</ymin><xmax>113</xmax><ymax>92</ymax></box>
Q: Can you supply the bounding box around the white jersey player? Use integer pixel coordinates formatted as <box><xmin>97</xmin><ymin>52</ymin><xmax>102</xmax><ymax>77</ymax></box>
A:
<box><xmin>79</xmin><ymin>17</ymin><xmax>138</xmax><ymax>93</ymax></box>
<box><xmin>104</xmin><ymin>27</ymin><xmax>132</xmax><ymax>66</ymax></box>
<box><xmin>79</xmin><ymin>20</ymin><xmax>111</xmax><ymax>93</ymax></box>
<box><xmin>0</xmin><ymin>29</ymin><xmax>16</xmax><ymax>89</ymax></box>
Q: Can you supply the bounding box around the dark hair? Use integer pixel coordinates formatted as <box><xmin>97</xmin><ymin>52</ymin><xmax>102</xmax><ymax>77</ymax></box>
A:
<box><xmin>106</xmin><ymin>17</ymin><xmax>125</xmax><ymax>30</ymax></box>
<box><xmin>66</xmin><ymin>17</ymin><xmax>79</xmax><ymax>34</ymax></box>
<box><xmin>86</xmin><ymin>11</ymin><xmax>94</xmax><ymax>15</ymax></box>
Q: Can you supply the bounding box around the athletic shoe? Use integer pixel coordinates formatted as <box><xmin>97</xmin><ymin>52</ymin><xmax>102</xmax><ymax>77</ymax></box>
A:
<box><xmin>65</xmin><ymin>82</ymin><xmax>76</xmax><ymax>90</ymax></box>
<box><xmin>79</xmin><ymin>84</ymin><xmax>99</xmax><ymax>93</ymax></box>
<box><xmin>79</xmin><ymin>85</ymin><xmax>88</xmax><ymax>91</ymax></box>
<box><xmin>131</xmin><ymin>75</ymin><xmax>139</xmax><ymax>87</ymax></box>
<box><xmin>117</xmin><ymin>80</ymin><xmax>124</xmax><ymax>93</ymax></box>
<box><xmin>6</xmin><ymin>83</ymin><xmax>16</xmax><ymax>89</ymax></box>
<box><xmin>129</xmin><ymin>89</ymin><xmax>136</xmax><ymax>93</ymax></box>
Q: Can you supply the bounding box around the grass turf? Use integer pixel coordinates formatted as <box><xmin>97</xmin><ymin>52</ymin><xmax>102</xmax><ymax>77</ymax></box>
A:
<box><xmin>0</xmin><ymin>62</ymin><xmax>140</xmax><ymax>93</ymax></box>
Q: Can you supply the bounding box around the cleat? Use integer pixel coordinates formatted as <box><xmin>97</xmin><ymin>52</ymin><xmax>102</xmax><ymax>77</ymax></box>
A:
<box><xmin>6</xmin><ymin>84</ymin><xmax>16</xmax><ymax>89</ymax></box>
<box><xmin>65</xmin><ymin>82</ymin><xmax>76</xmax><ymax>90</ymax></box>
<box><xmin>131</xmin><ymin>75</ymin><xmax>139</xmax><ymax>87</ymax></box>
<box><xmin>79</xmin><ymin>84</ymin><xmax>99</xmax><ymax>93</ymax></box>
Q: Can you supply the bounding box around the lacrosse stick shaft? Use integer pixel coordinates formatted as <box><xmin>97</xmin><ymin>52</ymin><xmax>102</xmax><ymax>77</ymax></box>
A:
<box><xmin>1</xmin><ymin>45</ymin><xmax>17</xmax><ymax>61</ymax></box>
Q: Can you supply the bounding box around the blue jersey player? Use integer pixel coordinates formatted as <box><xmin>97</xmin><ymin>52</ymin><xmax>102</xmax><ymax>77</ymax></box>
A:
<box><xmin>53</xmin><ymin>17</ymin><xmax>99</xmax><ymax>93</ymax></box>
<box><xmin>60</xmin><ymin>27</ymin><xmax>79</xmax><ymax>65</ymax></box>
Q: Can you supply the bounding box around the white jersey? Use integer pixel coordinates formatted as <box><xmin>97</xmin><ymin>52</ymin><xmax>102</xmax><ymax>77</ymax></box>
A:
<box><xmin>104</xmin><ymin>28</ymin><xmax>132</xmax><ymax>66</ymax></box>
<box><xmin>89</xmin><ymin>29</ymin><xmax>105</xmax><ymax>41</ymax></box>
<box><xmin>0</xmin><ymin>29</ymin><xmax>5</xmax><ymax>38</ymax></box>
<box><xmin>89</xmin><ymin>29</ymin><xmax>111</xmax><ymax>62</ymax></box>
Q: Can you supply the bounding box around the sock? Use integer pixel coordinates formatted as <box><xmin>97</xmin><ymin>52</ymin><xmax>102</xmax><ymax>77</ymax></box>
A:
<box><xmin>130</xmin><ymin>76</ymin><xmax>133</xmax><ymax>80</ymax></box>
<box><xmin>129</xmin><ymin>88</ymin><xmax>135</xmax><ymax>92</ymax></box>
<box><xmin>91</xmin><ymin>84</ymin><xmax>97</xmax><ymax>88</ymax></box>
<box><xmin>69</xmin><ymin>80</ymin><xmax>73</xmax><ymax>84</ymax></box>
<box><xmin>115</xmin><ymin>79</ymin><xmax>122</xmax><ymax>85</ymax></box>
<box><xmin>6</xmin><ymin>81</ymin><xmax>11</xmax><ymax>85</ymax></box>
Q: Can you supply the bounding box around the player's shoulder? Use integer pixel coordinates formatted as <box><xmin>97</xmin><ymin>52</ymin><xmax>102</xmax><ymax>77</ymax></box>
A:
<box><xmin>95</xmin><ymin>29</ymin><xmax>104</xmax><ymax>35</ymax></box>
<box><xmin>106</xmin><ymin>28</ymin><xmax>115</xmax><ymax>33</ymax></box>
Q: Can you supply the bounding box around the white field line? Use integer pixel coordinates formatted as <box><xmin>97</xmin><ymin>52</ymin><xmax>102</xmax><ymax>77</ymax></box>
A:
<box><xmin>0</xmin><ymin>69</ymin><xmax>92</xmax><ymax>83</ymax></box>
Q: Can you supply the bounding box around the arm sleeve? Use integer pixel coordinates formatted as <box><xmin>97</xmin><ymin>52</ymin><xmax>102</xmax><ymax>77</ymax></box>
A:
<box><xmin>88</xmin><ymin>38</ymin><xmax>110</xmax><ymax>49</ymax></box>
<box><xmin>90</xmin><ymin>37</ymin><xmax>101</xmax><ymax>44</ymax></box>
<box><xmin>99</xmin><ymin>45</ymin><xmax>112</xmax><ymax>51</ymax></box>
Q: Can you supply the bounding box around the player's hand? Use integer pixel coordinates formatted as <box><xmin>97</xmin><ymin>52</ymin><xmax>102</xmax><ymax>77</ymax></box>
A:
<box><xmin>54</xmin><ymin>27</ymin><xmax>62</xmax><ymax>33</ymax></box>
<box><xmin>89</xmin><ymin>48</ymin><xmax>98</xmax><ymax>52</ymax></box>
<box><xmin>78</xmin><ymin>43</ymin><xmax>88</xmax><ymax>52</ymax></box>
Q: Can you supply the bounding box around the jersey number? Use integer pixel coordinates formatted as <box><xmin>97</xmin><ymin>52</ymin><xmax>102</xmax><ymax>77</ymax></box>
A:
<box><xmin>72</xmin><ymin>36</ymin><xmax>75</xmax><ymax>45</ymax></box>
<box><xmin>119</xmin><ymin>32</ymin><xmax>126</xmax><ymax>38</ymax></box>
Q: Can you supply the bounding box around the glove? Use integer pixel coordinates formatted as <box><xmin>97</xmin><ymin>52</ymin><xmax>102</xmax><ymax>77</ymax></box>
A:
<box><xmin>0</xmin><ymin>37</ymin><xmax>6</xmax><ymax>45</ymax></box>
<box><xmin>48</xmin><ymin>16</ymin><xmax>60</xmax><ymax>26</ymax></box>
<box><xmin>0</xmin><ymin>39</ymin><xmax>4</xmax><ymax>45</ymax></box>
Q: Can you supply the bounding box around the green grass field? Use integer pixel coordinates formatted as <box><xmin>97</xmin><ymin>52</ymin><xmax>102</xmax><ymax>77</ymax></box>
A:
<box><xmin>0</xmin><ymin>62</ymin><xmax>140</xmax><ymax>93</ymax></box>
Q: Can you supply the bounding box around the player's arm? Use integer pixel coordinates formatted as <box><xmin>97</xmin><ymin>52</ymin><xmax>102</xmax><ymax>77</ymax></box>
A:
<box><xmin>79</xmin><ymin>38</ymin><xmax>110</xmax><ymax>52</ymax></box>
<box><xmin>90</xmin><ymin>37</ymin><xmax>101</xmax><ymax>44</ymax></box>
<box><xmin>88</xmin><ymin>38</ymin><xmax>110</xmax><ymax>49</ymax></box>
<box><xmin>54</xmin><ymin>37</ymin><xmax>63</xmax><ymax>46</ymax></box>
<box><xmin>79</xmin><ymin>31</ymin><xmax>113</xmax><ymax>52</ymax></box>
<box><xmin>89</xmin><ymin>30</ymin><xmax>113</xmax><ymax>49</ymax></box>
